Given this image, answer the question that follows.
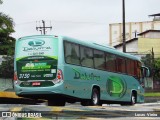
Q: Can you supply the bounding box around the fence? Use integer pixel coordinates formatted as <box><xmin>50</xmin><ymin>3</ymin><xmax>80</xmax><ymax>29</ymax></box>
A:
<box><xmin>0</xmin><ymin>78</ymin><xmax>13</xmax><ymax>91</ymax></box>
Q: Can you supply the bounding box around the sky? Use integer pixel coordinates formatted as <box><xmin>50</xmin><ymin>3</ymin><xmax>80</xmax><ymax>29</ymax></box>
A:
<box><xmin>0</xmin><ymin>0</ymin><xmax>160</xmax><ymax>45</ymax></box>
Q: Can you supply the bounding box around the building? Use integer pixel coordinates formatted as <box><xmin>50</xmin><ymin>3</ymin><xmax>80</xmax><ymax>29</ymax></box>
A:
<box><xmin>114</xmin><ymin>38</ymin><xmax>141</xmax><ymax>58</ymax></box>
<box><xmin>112</xmin><ymin>13</ymin><xmax>160</xmax><ymax>58</ymax></box>
<box><xmin>109</xmin><ymin>16</ymin><xmax>160</xmax><ymax>46</ymax></box>
<box><xmin>114</xmin><ymin>30</ymin><xmax>160</xmax><ymax>58</ymax></box>
<box><xmin>138</xmin><ymin>30</ymin><xmax>160</xmax><ymax>58</ymax></box>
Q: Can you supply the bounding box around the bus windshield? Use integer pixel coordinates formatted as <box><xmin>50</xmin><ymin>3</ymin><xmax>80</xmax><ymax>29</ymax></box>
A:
<box><xmin>15</xmin><ymin>36</ymin><xmax>58</xmax><ymax>81</ymax></box>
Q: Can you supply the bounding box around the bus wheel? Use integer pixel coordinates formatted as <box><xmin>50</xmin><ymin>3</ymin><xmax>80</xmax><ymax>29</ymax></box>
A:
<box><xmin>81</xmin><ymin>100</ymin><xmax>90</xmax><ymax>106</ymax></box>
<box><xmin>130</xmin><ymin>93</ymin><xmax>136</xmax><ymax>105</ymax></box>
<box><xmin>91</xmin><ymin>88</ymin><xmax>100</xmax><ymax>106</ymax></box>
<box><xmin>48</xmin><ymin>99</ymin><xmax>65</xmax><ymax>106</ymax></box>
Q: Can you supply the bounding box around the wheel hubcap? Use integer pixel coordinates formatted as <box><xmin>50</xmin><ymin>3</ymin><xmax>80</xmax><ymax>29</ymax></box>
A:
<box><xmin>132</xmin><ymin>95</ymin><xmax>135</xmax><ymax>104</ymax></box>
<box><xmin>93</xmin><ymin>93</ymin><xmax>98</xmax><ymax>105</ymax></box>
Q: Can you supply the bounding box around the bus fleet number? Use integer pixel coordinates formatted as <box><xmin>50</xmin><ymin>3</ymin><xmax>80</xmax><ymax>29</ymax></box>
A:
<box><xmin>19</xmin><ymin>74</ymin><xmax>30</xmax><ymax>79</ymax></box>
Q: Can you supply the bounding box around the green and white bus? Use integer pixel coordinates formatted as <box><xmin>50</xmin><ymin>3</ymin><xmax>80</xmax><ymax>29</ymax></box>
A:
<box><xmin>14</xmin><ymin>35</ymin><xmax>149</xmax><ymax>106</ymax></box>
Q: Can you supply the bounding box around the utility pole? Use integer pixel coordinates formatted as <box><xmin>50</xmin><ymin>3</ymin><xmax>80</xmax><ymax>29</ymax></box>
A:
<box><xmin>36</xmin><ymin>20</ymin><xmax>52</xmax><ymax>35</ymax></box>
<box><xmin>151</xmin><ymin>47</ymin><xmax>154</xmax><ymax>66</ymax></box>
<box><xmin>122</xmin><ymin>0</ymin><xmax>126</xmax><ymax>52</ymax></box>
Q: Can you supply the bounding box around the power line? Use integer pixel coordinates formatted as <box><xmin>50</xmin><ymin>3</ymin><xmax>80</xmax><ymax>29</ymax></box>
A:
<box><xmin>16</xmin><ymin>20</ymin><xmax>107</xmax><ymax>26</ymax></box>
<box><xmin>15</xmin><ymin>21</ymin><xmax>36</xmax><ymax>25</ymax></box>
<box><xmin>50</xmin><ymin>20</ymin><xmax>107</xmax><ymax>25</ymax></box>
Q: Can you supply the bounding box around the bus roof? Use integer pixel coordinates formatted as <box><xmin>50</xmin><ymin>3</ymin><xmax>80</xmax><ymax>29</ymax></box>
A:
<box><xmin>17</xmin><ymin>35</ymin><xmax>140</xmax><ymax>62</ymax></box>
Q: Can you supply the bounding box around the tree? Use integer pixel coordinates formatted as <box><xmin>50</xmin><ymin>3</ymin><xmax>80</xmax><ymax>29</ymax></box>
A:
<box><xmin>155</xmin><ymin>58</ymin><xmax>160</xmax><ymax>68</ymax></box>
<box><xmin>0</xmin><ymin>12</ymin><xmax>15</xmax><ymax>55</ymax></box>
<box><xmin>0</xmin><ymin>0</ymin><xmax>15</xmax><ymax>54</ymax></box>
<box><xmin>141</xmin><ymin>54</ymin><xmax>154</xmax><ymax>70</ymax></box>
<box><xmin>154</xmin><ymin>58</ymin><xmax>160</xmax><ymax>79</ymax></box>
<box><xmin>141</xmin><ymin>54</ymin><xmax>160</xmax><ymax>80</ymax></box>
<box><xmin>0</xmin><ymin>0</ymin><xmax>15</xmax><ymax>78</ymax></box>
<box><xmin>0</xmin><ymin>56</ymin><xmax>14</xmax><ymax>78</ymax></box>
<box><xmin>0</xmin><ymin>0</ymin><xmax>3</xmax><ymax>4</ymax></box>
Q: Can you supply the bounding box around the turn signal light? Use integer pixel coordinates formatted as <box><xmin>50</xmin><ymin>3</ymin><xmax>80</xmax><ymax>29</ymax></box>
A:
<box><xmin>14</xmin><ymin>72</ymin><xmax>18</xmax><ymax>81</ymax></box>
<box><xmin>52</xmin><ymin>69</ymin><xmax>63</xmax><ymax>84</ymax></box>
<box><xmin>57</xmin><ymin>69</ymin><xmax>63</xmax><ymax>80</ymax></box>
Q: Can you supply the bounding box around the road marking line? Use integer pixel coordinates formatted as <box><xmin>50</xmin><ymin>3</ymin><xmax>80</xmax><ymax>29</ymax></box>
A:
<box><xmin>49</xmin><ymin>106</ymin><xmax>64</xmax><ymax>112</ymax></box>
<box><xmin>63</xmin><ymin>107</ymin><xmax>85</xmax><ymax>111</ymax></box>
<box><xmin>94</xmin><ymin>106</ymin><xmax>129</xmax><ymax>111</ymax></box>
<box><xmin>10</xmin><ymin>107</ymin><xmax>22</xmax><ymax>112</ymax></box>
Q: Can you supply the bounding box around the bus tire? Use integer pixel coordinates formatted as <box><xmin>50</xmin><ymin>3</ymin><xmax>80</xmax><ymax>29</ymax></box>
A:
<box><xmin>130</xmin><ymin>92</ymin><xmax>136</xmax><ymax>105</ymax></box>
<box><xmin>48</xmin><ymin>99</ymin><xmax>65</xmax><ymax>106</ymax></box>
<box><xmin>81</xmin><ymin>100</ymin><xmax>90</xmax><ymax>106</ymax></box>
<box><xmin>91</xmin><ymin>88</ymin><xmax>100</xmax><ymax>106</ymax></box>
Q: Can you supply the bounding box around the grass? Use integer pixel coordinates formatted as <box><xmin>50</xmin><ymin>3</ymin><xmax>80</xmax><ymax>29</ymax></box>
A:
<box><xmin>144</xmin><ymin>92</ymin><xmax>160</xmax><ymax>97</ymax></box>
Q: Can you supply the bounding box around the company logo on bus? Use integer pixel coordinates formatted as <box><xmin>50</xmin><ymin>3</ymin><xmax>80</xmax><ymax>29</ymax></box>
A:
<box><xmin>28</xmin><ymin>40</ymin><xmax>45</xmax><ymax>47</ymax></box>
<box><xmin>107</xmin><ymin>76</ymin><xmax>127</xmax><ymax>98</ymax></box>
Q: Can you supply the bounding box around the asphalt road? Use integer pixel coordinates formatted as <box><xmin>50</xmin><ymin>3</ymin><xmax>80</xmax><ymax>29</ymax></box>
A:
<box><xmin>0</xmin><ymin>101</ymin><xmax>160</xmax><ymax>120</ymax></box>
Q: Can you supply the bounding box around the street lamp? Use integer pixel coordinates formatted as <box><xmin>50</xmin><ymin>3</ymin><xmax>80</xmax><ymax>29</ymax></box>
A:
<box><xmin>122</xmin><ymin>0</ymin><xmax>126</xmax><ymax>53</ymax></box>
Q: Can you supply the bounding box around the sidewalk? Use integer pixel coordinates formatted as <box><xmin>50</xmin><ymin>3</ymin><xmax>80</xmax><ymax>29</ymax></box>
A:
<box><xmin>0</xmin><ymin>78</ymin><xmax>20</xmax><ymax>98</ymax></box>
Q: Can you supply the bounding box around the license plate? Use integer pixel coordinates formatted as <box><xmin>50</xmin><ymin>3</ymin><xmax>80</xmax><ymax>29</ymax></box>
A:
<box><xmin>32</xmin><ymin>82</ymin><xmax>41</xmax><ymax>86</ymax></box>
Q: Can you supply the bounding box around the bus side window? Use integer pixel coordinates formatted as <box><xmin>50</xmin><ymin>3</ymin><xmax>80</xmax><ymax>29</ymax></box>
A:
<box><xmin>135</xmin><ymin>61</ymin><xmax>142</xmax><ymax>80</ymax></box>
<box><xmin>80</xmin><ymin>46</ymin><xmax>94</xmax><ymax>68</ymax></box>
<box><xmin>94</xmin><ymin>50</ymin><xmax>105</xmax><ymax>70</ymax></box>
<box><xmin>126</xmin><ymin>59</ymin><xmax>134</xmax><ymax>76</ymax></box>
<box><xmin>105</xmin><ymin>53</ymin><xmax>116</xmax><ymax>72</ymax></box>
<box><xmin>64</xmin><ymin>42</ymin><xmax>80</xmax><ymax>65</ymax></box>
<box><xmin>116</xmin><ymin>57</ymin><xmax>126</xmax><ymax>73</ymax></box>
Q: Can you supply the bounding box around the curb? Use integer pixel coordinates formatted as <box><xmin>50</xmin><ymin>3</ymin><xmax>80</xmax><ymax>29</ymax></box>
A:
<box><xmin>153</xmin><ymin>108</ymin><xmax>160</xmax><ymax>111</ymax></box>
<box><xmin>0</xmin><ymin>91</ymin><xmax>21</xmax><ymax>98</ymax></box>
<box><xmin>0</xmin><ymin>91</ymin><xmax>45</xmax><ymax>104</ymax></box>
